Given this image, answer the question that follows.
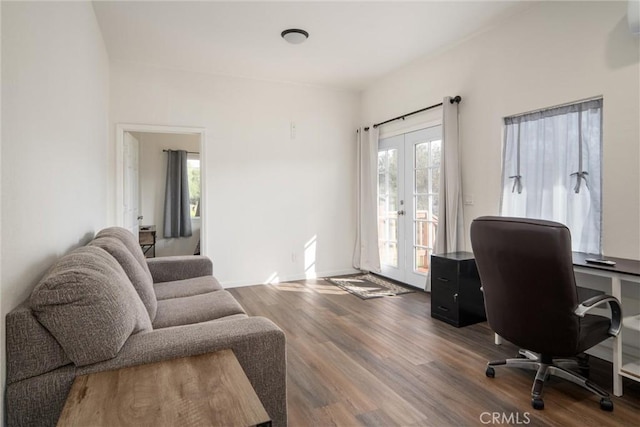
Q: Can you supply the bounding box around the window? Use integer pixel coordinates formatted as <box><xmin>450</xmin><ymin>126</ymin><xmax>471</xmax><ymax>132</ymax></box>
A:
<box><xmin>501</xmin><ymin>98</ymin><xmax>602</xmax><ymax>253</ymax></box>
<box><xmin>187</xmin><ymin>154</ymin><xmax>200</xmax><ymax>218</ymax></box>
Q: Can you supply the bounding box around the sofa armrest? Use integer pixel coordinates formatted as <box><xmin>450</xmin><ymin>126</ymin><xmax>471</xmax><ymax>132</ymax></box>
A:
<box><xmin>146</xmin><ymin>255</ymin><xmax>213</xmax><ymax>283</ymax></box>
<box><xmin>78</xmin><ymin>317</ymin><xmax>287</xmax><ymax>427</ymax></box>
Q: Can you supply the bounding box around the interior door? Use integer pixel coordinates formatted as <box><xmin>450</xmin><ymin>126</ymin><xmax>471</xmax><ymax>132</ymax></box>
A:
<box><xmin>123</xmin><ymin>132</ymin><xmax>140</xmax><ymax>235</ymax></box>
<box><xmin>378</xmin><ymin>126</ymin><xmax>442</xmax><ymax>288</ymax></box>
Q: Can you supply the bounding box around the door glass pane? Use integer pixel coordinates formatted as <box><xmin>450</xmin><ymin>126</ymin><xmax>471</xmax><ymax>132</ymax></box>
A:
<box><xmin>415</xmin><ymin>247</ymin><xmax>429</xmax><ymax>273</ymax></box>
<box><xmin>378</xmin><ymin>151</ymin><xmax>386</xmax><ymax>170</ymax></box>
<box><xmin>378</xmin><ymin>173</ymin><xmax>386</xmax><ymax>195</ymax></box>
<box><xmin>388</xmin><ymin>218</ymin><xmax>398</xmax><ymax>242</ymax></box>
<box><xmin>416</xmin><ymin>195</ymin><xmax>433</xmax><ymax>220</ymax></box>
<box><xmin>415</xmin><ymin>195</ymin><xmax>428</xmax><ymax>221</ymax></box>
<box><xmin>431</xmin><ymin>167</ymin><xmax>440</xmax><ymax>195</ymax></box>
<box><xmin>431</xmin><ymin>140</ymin><xmax>441</xmax><ymax>167</ymax></box>
<box><xmin>388</xmin><ymin>149</ymin><xmax>398</xmax><ymax>198</ymax></box>
<box><xmin>431</xmin><ymin>195</ymin><xmax>439</xmax><ymax>219</ymax></box>
<box><xmin>415</xmin><ymin>142</ymin><xmax>428</xmax><ymax>169</ymax></box>
<box><xmin>415</xmin><ymin>220</ymin><xmax>429</xmax><ymax>247</ymax></box>
<box><xmin>378</xmin><ymin>148</ymin><xmax>398</xmax><ymax>268</ymax></box>
<box><xmin>389</xmin><ymin>191</ymin><xmax>397</xmax><ymax>212</ymax></box>
<box><xmin>415</xmin><ymin>169</ymin><xmax>428</xmax><ymax>194</ymax></box>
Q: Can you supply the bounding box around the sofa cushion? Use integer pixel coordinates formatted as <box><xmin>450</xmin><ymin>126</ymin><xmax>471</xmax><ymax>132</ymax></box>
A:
<box><xmin>146</xmin><ymin>256</ymin><xmax>213</xmax><ymax>283</ymax></box>
<box><xmin>153</xmin><ymin>291</ymin><xmax>246</xmax><ymax>329</ymax></box>
<box><xmin>96</xmin><ymin>227</ymin><xmax>152</xmax><ymax>278</ymax></box>
<box><xmin>89</xmin><ymin>236</ymin><xmax>157</xmax><ymax>320</ymax></box>
<box><xmin>154</xmin><ymin>275</ymin><xmax>223</xmax><ymax>300</ymax></box>
<box><xmin>5</xmin><ymin>302</ymin><xmax>71</xmax><ymax>384</ymax></box>
<box><xmin>30</xmin><ymin>246</ymin><xmax>152</xmax><ymax>367</ymax></box>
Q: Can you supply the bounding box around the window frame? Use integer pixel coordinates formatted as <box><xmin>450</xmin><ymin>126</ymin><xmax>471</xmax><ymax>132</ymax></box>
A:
<box><xmin>499</xmin><ymin>98</ymin><xmax>603</xmax><ymax>254</ymax></box>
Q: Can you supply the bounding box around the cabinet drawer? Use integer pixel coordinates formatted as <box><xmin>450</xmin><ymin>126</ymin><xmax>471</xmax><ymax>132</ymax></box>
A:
<box><xmin>432</xmin><ymin>274</ymin><xmax>459</xmax><ymax>290</ymax></box>
<box><xmin>431</xmin><ymin>257</ymin><xmax>459</xmax><ymax>284</ymax></box>
<box><xmin>431</xmin><ymin>286</ymin><xmax>459</xmax><ymax>324</ymax></box>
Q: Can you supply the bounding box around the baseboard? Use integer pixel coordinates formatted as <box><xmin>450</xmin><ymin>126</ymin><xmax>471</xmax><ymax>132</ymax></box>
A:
<box><xmin>221</xmin><ymin>268</ymin><xmax>359</xmax><ymax>288</ymax></box>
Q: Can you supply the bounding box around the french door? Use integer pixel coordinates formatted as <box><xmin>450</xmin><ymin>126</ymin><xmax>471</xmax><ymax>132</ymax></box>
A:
<box><xmin>378</xmin><ymin>126</ymin><xmax>441</xmax><ymax>288</ymax></box>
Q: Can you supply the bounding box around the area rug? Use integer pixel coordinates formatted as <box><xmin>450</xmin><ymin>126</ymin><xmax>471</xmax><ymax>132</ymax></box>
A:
<box><xmin>325</xmin><ymin>274</ymin><xmax>415</xmax><ymax>300</ymax></box>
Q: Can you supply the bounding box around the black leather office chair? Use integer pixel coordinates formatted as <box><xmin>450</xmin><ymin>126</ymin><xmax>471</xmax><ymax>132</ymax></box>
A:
<box><xmin>470</xmin><ymin>216</ymin><xmax>622</xmax><ymax>411</ymax></box>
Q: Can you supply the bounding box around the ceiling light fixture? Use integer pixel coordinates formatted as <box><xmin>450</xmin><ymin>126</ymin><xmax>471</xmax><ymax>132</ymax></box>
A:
<box><xmin>281</xmin><ymin>29</ymin><xmax>309</xmax><ymax>44</ymax></box>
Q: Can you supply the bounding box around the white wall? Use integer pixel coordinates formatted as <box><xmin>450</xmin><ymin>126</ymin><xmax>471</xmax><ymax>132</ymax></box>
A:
<box><xmin>133</xmin><ymin>131</ymin><xmax>201</xmax><ymax>257</ymax></box>
<box><xmin>0</xmin><ymin>1</ymin><xmax>109</xmax><ymax>421</ymax></box>
<box><xmin>362</xmin><ymin>1</ymin><xmax>640</xmax><ymax>259</ymax></box>
<box><xmin>111</xmin><ymin>62</ymin><xmax>361</xmax><ymax>286</ymax></box>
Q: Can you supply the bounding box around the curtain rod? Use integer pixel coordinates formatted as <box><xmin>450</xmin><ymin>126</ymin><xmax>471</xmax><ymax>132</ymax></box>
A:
<box><xmin>162</xmin><ymin>149</ymin><xmax>200</xmax><ymax>155</ymax></box>
<box><xmin>362</xmin><ymin>95</ymin><xmax>462</xmax><ymax>131</ymax></box>
<box><xmin>504</xmin><ymin>95</ymin><xmax>603</xmax><ymax>120</ymax></box>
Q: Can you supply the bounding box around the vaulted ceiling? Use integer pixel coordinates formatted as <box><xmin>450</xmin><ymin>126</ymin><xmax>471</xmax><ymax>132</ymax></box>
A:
<box><xmin>93</xmin><ymin>1</ymin><xmax>528</xmax><ymax>91</ymax></box>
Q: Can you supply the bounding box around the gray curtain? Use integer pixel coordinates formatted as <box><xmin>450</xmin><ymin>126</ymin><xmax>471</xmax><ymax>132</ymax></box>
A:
<box><xmin>427</xmin><ymin>97</ymin><xmax>463</xmax><ymax>291</ymax></box>
<box><xmin>163</xmin><ymin>150</ymin><xmax>192</xmax><ymax>238</ymax></box>
<box><xmin>435</xmin><ymin>96</ymin><xmax>464</xmax><ymax>254</ymax></box>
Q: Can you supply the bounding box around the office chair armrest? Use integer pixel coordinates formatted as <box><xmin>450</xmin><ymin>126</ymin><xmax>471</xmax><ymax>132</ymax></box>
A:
<box><xmin>575</xmin><ymin>295</ymin><xmax>622</xmax><ymax>336</ymax></box>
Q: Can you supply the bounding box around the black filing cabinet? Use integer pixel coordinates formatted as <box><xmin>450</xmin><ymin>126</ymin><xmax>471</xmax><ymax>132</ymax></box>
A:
<box><xmin>430</xmin><ymin>252</ymin><xmax>486</xmax><ymax>327</ymax></box>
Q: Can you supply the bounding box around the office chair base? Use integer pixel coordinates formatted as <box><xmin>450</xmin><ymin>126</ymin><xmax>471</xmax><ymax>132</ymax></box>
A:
<box><xmin>600</xmin><ymin>398</ymin><xmax>613</xmax><ymax>411</ymax></box>
<box><xmin>486</xmin><ymin>350</ymin><xmax>613</xmax><ymax>411</ymax></box>
<box><xmin>531</xmin><ymin>398</ymin><xmax>544</xmax><ymax>410</ymax></box>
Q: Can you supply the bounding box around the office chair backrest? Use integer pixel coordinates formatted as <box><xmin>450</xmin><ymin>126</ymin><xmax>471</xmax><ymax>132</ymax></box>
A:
<box><xmin>470</xmin><ymin>216</ymin><xmax>580</xmax><ymax>355</ymax></box>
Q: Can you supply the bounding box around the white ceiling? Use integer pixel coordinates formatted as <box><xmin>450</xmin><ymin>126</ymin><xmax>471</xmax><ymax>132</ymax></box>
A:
<box><xmin>93</xmin><ymin>1</ymin><xmax>528</xmax><ymax>91</ymax></box>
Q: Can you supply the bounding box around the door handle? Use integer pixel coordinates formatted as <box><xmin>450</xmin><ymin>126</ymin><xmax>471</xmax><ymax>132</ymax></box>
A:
<box><xmin>453</xmin><ymin>293</ymin><xmax>458</xmax><ymax>302</ymax></box>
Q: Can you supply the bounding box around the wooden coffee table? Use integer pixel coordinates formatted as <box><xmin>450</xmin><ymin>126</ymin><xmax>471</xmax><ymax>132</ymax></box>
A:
<box><xmin>57</xmin><ymin>349</ymin><xmax>271</xmax><ymax>427</ymax></box>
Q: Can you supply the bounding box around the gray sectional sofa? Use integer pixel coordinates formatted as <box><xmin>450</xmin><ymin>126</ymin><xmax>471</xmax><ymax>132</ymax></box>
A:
<box><xmin>5</xmin><ymin>227</ymin><xmax>287</xmax><ymax>426</ymax></box>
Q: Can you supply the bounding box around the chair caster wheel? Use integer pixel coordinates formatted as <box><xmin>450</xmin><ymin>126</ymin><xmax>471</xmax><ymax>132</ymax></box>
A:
<box><xmin>532</xmin><ymin>398</ymin><xmax>544</xmax><ymax>410</ymax></box>
<box><xmin>600</xmin><ymin>398</ymin><xmax>613</xmax><ymax>412</ymax></box>
<box><xmin>486</xmin><ymin>367</ymin><xmax>495</xmax><ymax>378</ymax></box>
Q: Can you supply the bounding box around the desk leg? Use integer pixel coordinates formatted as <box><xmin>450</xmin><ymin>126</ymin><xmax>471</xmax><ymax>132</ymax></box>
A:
<box><xmin>611</xmin><ymin>275</ymin><xmax>623</xmax><ymax>397</ymax></box>
<box><xmin>494</xmin><ymin>333</ymin><xmax>503</xmax><ymax>345</ymax></box>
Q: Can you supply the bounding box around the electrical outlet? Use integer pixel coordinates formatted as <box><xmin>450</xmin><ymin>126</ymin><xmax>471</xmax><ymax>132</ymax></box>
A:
<box><xmin>464</xmin><ymin>194</ymin><xmax>474</xmax><ymax>206</ymax></box>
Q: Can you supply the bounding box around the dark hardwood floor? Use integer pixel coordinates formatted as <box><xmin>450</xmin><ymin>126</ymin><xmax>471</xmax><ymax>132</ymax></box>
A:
<box><xmin>229</xmin><ymin>279</ymin><xmax>640</xmax><ymax>426</ymax></box>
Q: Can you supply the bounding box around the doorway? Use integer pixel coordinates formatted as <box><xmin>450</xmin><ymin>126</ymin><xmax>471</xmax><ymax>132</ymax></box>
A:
<box><xmin>116</xmin><ymin>124</ymin><xmax>206</xmax><ymax>256</ymax></box>
<box><xmin>378</xmin><ymin>126</ymin><xmax>442</xmax><ymax>288</ymax></box>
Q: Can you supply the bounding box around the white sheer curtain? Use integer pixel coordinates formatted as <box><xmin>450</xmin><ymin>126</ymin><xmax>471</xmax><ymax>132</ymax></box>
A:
<box><xmin>353</xmin><ymin>127</ymin><xmax>381</xmax><ymax>273</ymax></box>
<box><xmin>500</xmin><ymin>99</ymin><xmax>602</xmax><ymax>254</ymax></box>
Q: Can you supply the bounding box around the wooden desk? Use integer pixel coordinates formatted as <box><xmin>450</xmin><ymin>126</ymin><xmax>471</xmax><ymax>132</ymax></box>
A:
<box><xmin>572</xmin><ymin>252</ymin><xmax>640</xmax><ymax>397</ymax></box>
<box><xmin>57</xmin><ymin>350</ymin><xmax>271</xmax><ymax>427</ymax></box>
